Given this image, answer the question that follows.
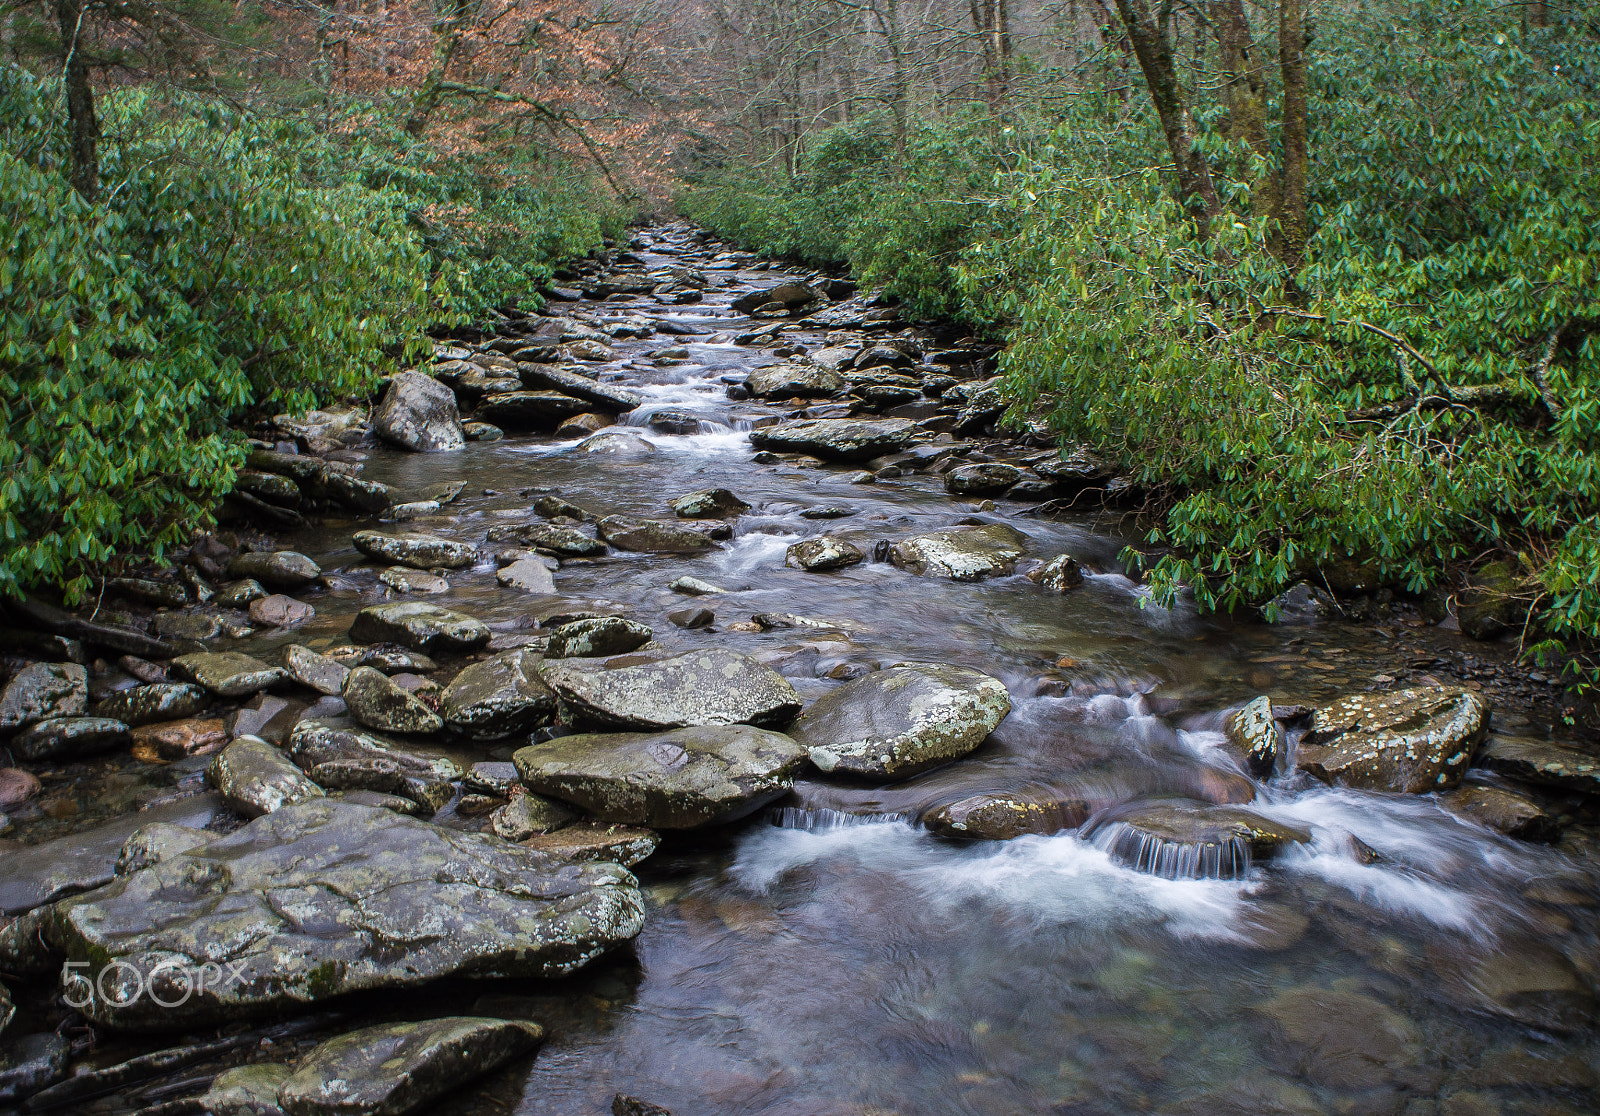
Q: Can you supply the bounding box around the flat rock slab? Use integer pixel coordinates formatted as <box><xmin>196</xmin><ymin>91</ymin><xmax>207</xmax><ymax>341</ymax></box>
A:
<box><xmin>50</xmin><ymin>799</ymin><xmax>646</xmax><ymax>1029</ymax></box>
<box><xmin>286</xmin><ymin>722</ymin><xmax>459</xmax><ymax>813</ymax></box>
<box><xmin>497</xmin><ymin>559</ymin><xmax>557</xmax><ymax>593</ymax></box>
<box><xmin>354</xmin><ymin>530</ymin><xmax>478</xmax><ymax>570</ymax></box>
<box><xmin>279</xmin><ymin>1017</ymin><xmax>542</xmax><ymax>1116</ymax></box>
<box><xmin>749</xmin><ymin>418</ymin><xmax>916</xmax><ymax>461</ymax></box>
<box><xmin>440</xmin><ymin>650</ymin><xmax>557</xmax><ymax>741</ymax></box>
<box><xmin>1254</xmin><ymin>985</ymin><xmax>1420</xmax><ymax>1090</ymax></box>
<box><xmin>173</xmin><ymin>652</ymin><xmax>285</xmax><ymax>697</ymax></box>
<box><xmin>888</xmin><ymin>524</ymin><xmax>1028</xmax><ymax>581</ymax></box>
<box><xmin>597</xmin><ymin>515</ymin><xmax>717</xmax><ymax>553</ymax></box>
<box><xmin>0</xmin><ymin>794</ymin><xmax>221</xmax><ymax>916</ymax></box>
<box><xmin>1297</xmin><ymin>686</ymin><xmax>1489</xmax><ymax>793</ymax></box>
<box><xmin>1478</xmin><ymin>736</ymin><xmax>1600</xmax><ymax>795</ymax></box>
<box><xmin>540</xmin><ymin>649</ymin><xmax>801</xmax><ymax>730</ymax></box>
<box><xmin>789</xmin><ymin>663</ymin><xmax>1010</xmax><ymax>780</ymax></box>
<box><xmin>515</xmin><ymin>726</ymin><xmax>807</xmax><ymax>828</ymax></box>
<box><xmin>350</xmin><ymin>603</ymin><xmax>491</xmax><ymax>653</ymax></box>
<box><xmin>521</xmin><ymin>823</ymin><xmax>659</xmax><ymax>867</ymax></box>
<box><xmin>282</xmin><ymin>645</ymin><xmax>350</xmax><ymax>696</ymax></box>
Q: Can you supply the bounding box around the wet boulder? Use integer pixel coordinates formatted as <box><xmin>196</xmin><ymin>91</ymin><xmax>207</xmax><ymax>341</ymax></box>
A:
<box><xmin>350</xmin><ymin>603</ymin><xmax>491</xmax><ymax>653</ymax></box>
<box><xmin>491</xmin><ymin>792</ymin><xmax>578</xmax><ymax>840</ymax></box>
<box><xmin>521</xmin><ymin>822</ymin><xmax>658</xmax><ymax>867</ymax></box>
<box><xmin>1083</xmin><ymin>799</ymin><xmax>1310</xmax><ymax>880</ymax></box>
<box><xmin>1297</xmin><ymin>686</ymin><xmax>1489</xmax><ymax>793</ymax></box>
<box><xmin>343</xmin><ymin>666</ymin><xmax>443</xmax><ymax>735</ymax></box>
<box><xmin>278</xmin><ymin>1017</ymin><xmax>542</xmax><ymax>1116</ymax></box>
<box><xmin>200</xmin><ymin>1064</ymin><xmax>289</xmax><ymax>1116</ymax></box>
<box><xmin>50</xmin><ymin>799</ymin><xmax>646</xmax><ymax>1028</ymax></box>
<box><xmin>555</xmin><ymin>412</ymin><xmax>613</xmax><ymax>437</ymax></box>
<box><xmin>226</xmin><ymin>550</ymin><xmax>321</xmax><ymax>589</ymax></box>
<box><xmin>888</xmin><ymin>523</ymin><xmax>1028</xmax><ymax>581</ymax></box>
<box><xmin>286</xmin><ymin>722</ymin><xmax>459</xmax><ymax>813</ymax></box>
<box><xmin>477</xmin><ymin>390</ymin><xmax>591</xmax><ymax>429</ymax></box>
<box><xmin>515</xmin><ymin>725</ymin><xmax>807</xmax><ymax>828</ymax></box>
<box><xmin>496</xmin><ymin>558</ymin><xmax>557</xmax><ymax>593</ymax></box>
<box><xmin>10</xmin><ymin>715</ymin><xmax>126</xmax><ymax>763</ymax></box>
<box><xmin>353</xmin><ymin>530</ymin><xmax>478</xmax><ymax>570</ymax></box>
<box><xmin>282</xmin><ymin>645</ymin><xmax>350</xmax><ymax>696</ymax></box>
<box><xmin>745</xmin><ymin>362</ymin><xmax>844</xmax><ymax>398</ymax></box>
<box><xmin>597</xmin><ymin>515</ymin><xmax>718</xmax><ymax>553</ymax></box>
<box><xmin>517</xmin><ymin>363</ymin><xmax>642</xmax><ymax>413</ymax></box>
<box><xmin>486</xmin><ymin>522</ymin><xmax>605</xmax><ymax>556</ymax></box>
<box><xmin>944</xmin><ymin>463</ymin><xmax>1021</xmax><ymax>496</ymax></box>
<box><xmin>749</xmin><ymin>417</ymin><xmax>917</xmax><ymax>462</ymax></box>
<box><xmin>94</xmin><ymin>682</ymin><xmax>208</xmax><ymax>726</ymax></box>
<box><xmin>0</xmin><ymin>662</ymin><xmax>87</xmax><ymax>732</ymax></box>
<box><xmin>669</xmin><ymin>489</ymin><xmax>750</xmax><ymax>518</ymax></box>
<box><xmin>1026</xmin><ymin>554</ymin><xmax>1083</xmax><ymax>592</ymax></box>
<box><xmin>786</xmin><ymin>536</ymin><xmax>865</xmax><ymax>571</ymax></box>
<box><xmin>732</xmin><ymin>282</ymin><xmax>824</xmax><ymax>315</ymax></box>
<box><xmin>540</xmin><ymin>649</ymin><xmax>801</xmax><ymax>730</ymax></box>
<box><xmin>544</xmin><ymin>617</ymin><xmax>654</xmax><ymax>659</ymax></box>
<box><xmin>249</xmin><ymin>594</ymin><xmax>314</xmax><ymax>627</ymax></box>
<box><xmin>1223</xmin><ymin>695</ymin><xmax>1282</xmax><ymax>777</ymax></box>
<box><xmin>172</xmin><ymin>652</ymin><xmax>285</xmax><ymax>697</ymax></box>
<box><xmin>1478</xmin><ymin>736</ymin><xmax>1600</xmax><ymax>795</ymax></box>
<box><xmin>208</xmin><ymin>736</ymin><xmax>325</xmax><ymax>817</ymax></box>
<box><xmin>373</xmin><ymin>370</ymin><xmax>467</xmax><ymax>452</ymax></box>
<box><xmin>919</xmin><ymin>788</ymin><xmax>1087</xmax><ymax>840</ymax></box>
<box><xmin>439</xmin><ymin>650</ymin><xmax>558</xmax><ymax>740</ymax></box>
<box><xmin>1440</xmin><ymin>781</ymin><xmax>1559</xmax><ymax>841</ymax></box>
<box><xmin>789</xmin><ymin>663</ymin><xmax>1010</xmax><ymax>780</ymax></box>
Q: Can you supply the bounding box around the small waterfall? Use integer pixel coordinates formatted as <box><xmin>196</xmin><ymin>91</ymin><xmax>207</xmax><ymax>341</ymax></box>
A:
<box><xmin>766</xmin><ymin>806</ymin><xmax>909</xmax><ymax>831</ymax></box>
<box><xmin>1088</xmin><ymin>821</ymin><xmax>1252</xmax><ymax>880</ymax></box>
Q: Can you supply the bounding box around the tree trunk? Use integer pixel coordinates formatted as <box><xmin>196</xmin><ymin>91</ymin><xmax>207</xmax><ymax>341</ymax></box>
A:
<box><xmin>1277</xmin><ymin>0</ymin><xmax>1308</xmax><ymax>273</ymax></box>
<box><xmin>1111</xmin><ymin>0</ymin><xmax>1220</xmax><ymax>228</ymax></box>
<box><xmin>1210</xmin><ymin>0</ymin><xmax>1275</xmax><ymax>220</ymax></box>
<box><xmin>404</xmin><ymin>0</ymin><xmax>474</xmax><ymax>138</ymax></box>
<box><xmin>54</xmin><ymin>0</ymin><xmax>98</xmax><ymax>200</ymax></box>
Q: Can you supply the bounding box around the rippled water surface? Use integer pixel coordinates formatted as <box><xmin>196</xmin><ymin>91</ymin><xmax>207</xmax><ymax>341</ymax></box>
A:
<box><xmin>256</xmin><ymin>230</ymin><xmax>1600</xmax><ymax>1115</ymax></box>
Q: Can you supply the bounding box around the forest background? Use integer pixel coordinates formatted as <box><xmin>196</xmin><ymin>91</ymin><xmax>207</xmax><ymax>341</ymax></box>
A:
<box><xmin>2</xmin><ymin>0</ymin><xmax>1597</xmax><ymax>691</ymax></box>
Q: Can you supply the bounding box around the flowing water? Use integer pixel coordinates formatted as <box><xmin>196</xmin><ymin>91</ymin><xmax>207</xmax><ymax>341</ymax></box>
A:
<box><xmin>93</xmin><ymin>226</ymin><xmax>1600</xmax><ymax>1111</ymax></box>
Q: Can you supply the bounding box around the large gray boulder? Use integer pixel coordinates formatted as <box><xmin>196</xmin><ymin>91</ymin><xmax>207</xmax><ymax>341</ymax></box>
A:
<box><xmin>518</xmin><ymin>363</ymin><xmax>642</xmax><ymax>413</ymax></box>
<box><xmin>50</xmin><ymin>799</ymin><xmax>645</xmax><ymax>1028</ymax></box>
<box><xmin>788</xmin><ymin>663</ymin><xmax>1010</xmax><ymax>780</ymax></box>
<box><xmin>349</xmin><ymin>603</ymin><xmax>490</xmax><ymax>653</ymax></box>
<box><xmin>540</xmin><ymin>649</ymin><xmax>801</xmax><ymax>730</ymax></box>
<box><xmin>746</xmin><ymin>362</ymin><xmax>845</xmax><ymax>398</ymax></box>
<box><xmin>515</xmin><ymin>726</ymin><xmax>807</xmax><ymax>828</ymax></box>
<box><xmin>208</xmin><ymin>736</ymin><xmax>325</xmax><ymax>818</ymax></box>
<box><xmin>439</xmin><ymin>650</ymin><xmax>557</xmax><ymax>741</ymax></box>
<box><xmin>0</xmin><ymin>663</ymin><xmax>87</xmax><ymax>733</ymax></box>
<box><xmin>749</xmin><ymin>418</ymin><xmax>917</xmax><ymax>462</ymax></box>
<box><xmin>888</xmin><ymin>524</ymin><xmax>1028</xmax><ymax>580</ymax></box>
<box><xmin>278</xmin><ymin>1017</ymin><xmax>542</xmax><ymax>1116</ymax></box>
<box><xmin>353</xmin><ymin>531</ymin><xmax>477</xmax><ymax>570</ymax></box>
<box><xmin>1297</xmin><ymin>686</ymin><xmax>1489</xmax><ymax>793</ymax></box>
<box><xmin>373</xmin><ymin>371</ymin><xmax>466</xmax><ymax>452</ymax></box>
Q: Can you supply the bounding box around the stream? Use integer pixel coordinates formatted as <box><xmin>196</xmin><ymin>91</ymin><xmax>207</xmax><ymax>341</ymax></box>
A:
<box><xmin>5</xmin><ymin>223</ymin><xmax>1599</xmax><ymax>1115</ymax></box>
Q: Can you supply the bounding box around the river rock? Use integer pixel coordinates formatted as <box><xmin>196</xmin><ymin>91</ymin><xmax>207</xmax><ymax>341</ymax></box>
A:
<box><xmin>0</xmin><ymin>1033</ymin><xmax>69</xmax><ymax>1106</ymax></box>
<box><xmin>1224</xmin><ymin>696</ymin><xmax>1281</xmax><ymax>777</ymax></box>
<box><xmin>0</xmin><ymin>662</ymin><xmax>87</xmax><ymax>732</ymax></box>
<box><xmin>556</xmin><ymin>412</ymin><xmax>613</xmax><ymax>437</ymax></box>
<box><xmin>249</xmin><ymin>594</ymin><xmax>315</xmax><ymax>626</ymax></box>
<box><xmin>597</xmin><ymin>515</ymin><xmax>718</xmax><ymax>553</ymax></box>
<box><xmin>10</xmin><ymin>716</ymin><xmax>130</xmax><ymax>761</ymax></box>
<box><xmin>1026</xmin><ymin>554</ymin><xmax>1083</xmax><ymax>592</ymax></box>
<box><xmin>280</xmin><ymin>645</ymin><xmax>350</xmax><ymax>697</ymax></box>
<box><xmin>787</xmin><ymin>663</ymin><xmax>1010</xmax><ymax>779</ymax></box>
<box><xmin>944</xmin><ymin>463</ymin><xmax>1021</xmax><ymax>496</ymax></box>
<box><xmin>888</xmin><ymin>523</ymin><xmax>1027</xmax><ymax>580</ymax></box>
<box><xmin>669</xmin><ymin>576</ymin><xmax>725</xmax><ymax>595</ymax></box>
<box><xmin>515</xmin><ymin>725</ymin><xmax>807</xmax><ymax>828</ymax></box>
<box><xmin>350</xmin><ymin>603</ymin><xmax>491</xmax><ymax>653</ymax></box>
<box><xmin>518</xmin><ymin>363</ymin><xmax>642</xmax><ymax>412</ymax></box>
<box><xmin>520</xmin><ymin>822</ymin><xmax>659</xmax><ymax>867</ymax></box>
<box><xmin>94</xmin><ymin>682</ymin><xmax>208</xmax><ymax>726</ymax></box>
<box><xmin>1478</xmin><ymin>736</ymin><xmax>1600</xmax><ymax>795</ymax></box>
<box><xmin>379</xmin><ymin>567</ymin><xmax>450</xmax><ymax>595</ymax></box>
<box><xmin>173</xmin><ymin>652</ymin><xmax>286</xmax><ymax>697</ymax></box>
<box><xmin>218</xmin><ymin>579</ymin><xmax>268</xmax><ymax>610</ymax></box>
<box><xmin>279</xmin><ymin>1016</ymin><xmax>542</xmax><ymax>1116</ymax></box>
<box><xmin>354</xmin><ymin>530</ymin><xmax>477</xmax><ymax>570</ymax></box>
<box><xmin>1254</xmin><ymin>985</ymin><xmax>1420</xmax><ymax>1089</ymax></box>
<box><xmin>1440</xmin><ymin>782</ymin><xmax>1559</xmax><ymax>841</ymax></box>
<box><xmin>343</xmin><ymin>666</ymin><xmax>444</xmax><ymax>735</ymax></box>
<box><xmin>1297</xmin><ymin>686</ymin><xmax>1489</xmax><ymax>793</ymax></box>
<box><xmin>50</xmin><ymin>799</ymin><xmax>645</xmax><ymax>1028</ymax></box>
<box><xmin>1085</xmin><ymin>798</ymin><xmax>1310</xmax><ymax>879</ymax></box>
<box><xmin>151</xmin><ymin>611</ymin><xmax>223</xmax><ymax>641</ymax></box>
<box><xmin>749</xmin><ymin>417</ymin><xmax>917</xmax><ymax>461</ymax></box>
<box><xmin>226</xmin><ymin>550</ymin><xmax>321</xmax><ymax>588</ymax></box>
<box><xmin>321</xmin><ymin>471</ymin><xmax>395</xmax><ymax>515</ymax></box>
<box><xmin>746</xmin><ymin>362</ymin><xmax>844</xmax><ymax>398</ymax></box>
<box><xmin>577</xmin><ymin>430</ymin><xmax>656</xmax><ymax>453</ymax></box>
<box><xmin>286</xmin><ymin>722</ymin><xmax>459</xmax><ymax>812</ymax></box>
<box><xmin>209</xmin><ymin>735</ymin><xmax>326</xmax><ymax>817</ymax></box>
<box><xmin>487</xmin><ymin>522</ymin><xmax>606</xmax><ymax>556</ymax></box>
<box><xmin>669</xmin><ymin>489</ymin><xmax>750</xmax><ymax>518</ymax></box>
<box><xmin>540</xmin><ymin>649</ymin><xmax>801</xmax><ymax>730</ymax></box>
<box><xmin>201</xmin><ymin>1063</ymin><xmax>290</xmax><ymax>1116</ymax></box>
<box><xmin>374</xmin><ymin>371</ymin><xmax>467</xmax><ymax>451</ymax></box>
<box><xmin>732</xmin><ymin>281</ymin><xmax>823</xmax><ymax>314</ymax></box>
<box><xmin>440</xmin><ymin>651</ymin><xmax>558</xmax><ymax>740</ymax></box>
<box><xmin>0</xmin><ymin>768</ymin><xmax>39</xmax><ymax>811</ymax></box>
<box><xmin>491</xmin><ymin>792</ymin><xmax>578</xmax><ymax>840</ymax></box>
<box><xmin>544</xmin><ymin>617</ymin><xmax>654</xmax><ymax>659</ymax></box>
<box><xmin>496</xmin><ymin>559</ymin><xmax>557</xmax><ymax>593</ymax></box>
<box><xmin>114</xmin><ymin>821</ymin><xmax>212</xmax><ymax>875</ymax></box>
<box><xmin>131</xmin><ymin>716</ymin><xmax>228</xmax><ymax>761</ymax></box>
<box><xmin>919</xmin><ymin>788</ymin><xmax>1088</xmax><ymax>840</ymax></box>
<box><xmin>477</xmin><ymin>390</ymin><xmax>592</xmax><ymax>428</ymax></box>
<box><xmin>785</xmin><ymin>536</ymin><xmax>865</xmax><ymax>571</ymax></box>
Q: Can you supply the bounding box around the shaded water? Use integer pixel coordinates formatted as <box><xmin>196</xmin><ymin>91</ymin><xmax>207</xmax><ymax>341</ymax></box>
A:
<box><xmin>257</xmin><ymin>228</ymin><xmax>1599</xmax><ymax>1114</ymax></box>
